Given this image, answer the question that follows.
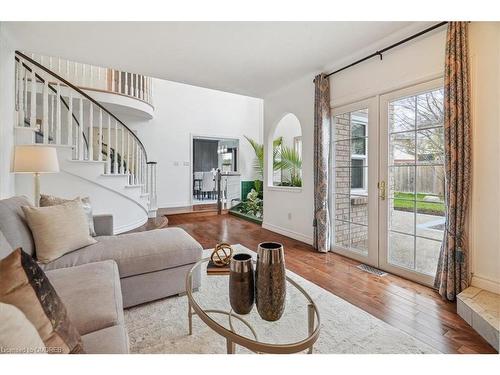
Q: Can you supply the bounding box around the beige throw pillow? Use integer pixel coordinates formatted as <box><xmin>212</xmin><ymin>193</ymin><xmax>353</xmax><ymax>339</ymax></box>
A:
<box><xmin>39</xmin><ymin>194</ymin><xmax>96</xmax><ymax>237</ymax></box>
<box><xmin>22</xmin><ymin>200</ymin><xmax>97</xmax><ymax>263</ymax></box>
<box><xmin>0</xmin><ymin>249</ymin><xmax>84</xmax><ymax>353</ymax></box>
<box><xmin>0</xmin><ymin>302</ymin><xmax>47</xmax><ymax>354</ymax></box>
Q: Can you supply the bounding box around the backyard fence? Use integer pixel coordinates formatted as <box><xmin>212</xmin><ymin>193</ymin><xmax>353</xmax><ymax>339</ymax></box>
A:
<box><xmin>392</xmin><ymin>165</ymin><xmax>445</xmax><ymax>196</ymax></box>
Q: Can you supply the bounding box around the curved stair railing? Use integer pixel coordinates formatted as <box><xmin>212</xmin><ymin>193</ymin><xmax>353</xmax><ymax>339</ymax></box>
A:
<box><xmin>15</xmin><ymin>51</ymin><xmax>158</xmax><ymax>214</ymax></box>
<box><xmin>26</xmin><ymin>53</ymin><xmax>153</xmax><ymax>107</ymax></box>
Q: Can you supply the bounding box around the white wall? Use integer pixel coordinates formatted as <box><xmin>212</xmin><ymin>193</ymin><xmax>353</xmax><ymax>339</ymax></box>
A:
<box><xmin>263</xmin><ymin>75</ymin><xmax>315</xmax><ymax>244</ymax></box>
<box><xmin>127</xmin><ymin>78</ymin><xmax>263</xmax><ymax>208</ymax></box>
<box><xmin>468</xmin><ymin>22</ymin><xmax>500</xmax><ymax>293</ymax></box>
<box><xmin>0</xmin><ymin>23</ymin><xmax>16</xmax><ymax>198</ymax></box>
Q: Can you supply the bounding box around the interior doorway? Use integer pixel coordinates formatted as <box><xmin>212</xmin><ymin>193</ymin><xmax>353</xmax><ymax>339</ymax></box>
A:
<box><xmin>191</xmin><ymin>136</ymin><xmax>240</xmax><ymax>207</ymax></box>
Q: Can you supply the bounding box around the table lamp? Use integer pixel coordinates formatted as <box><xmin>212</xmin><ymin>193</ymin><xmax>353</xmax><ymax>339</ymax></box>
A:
<box><xmin>13</xmin><ymin>145</ymin><xmax>60</xmax><ymax>207</ymax></box>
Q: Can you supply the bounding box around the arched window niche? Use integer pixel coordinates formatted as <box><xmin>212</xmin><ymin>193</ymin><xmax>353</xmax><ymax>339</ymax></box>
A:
<box><xmin>267</xmin><ymin>113</ymin><xmax>302</xmax><ymax>190</ymax></box>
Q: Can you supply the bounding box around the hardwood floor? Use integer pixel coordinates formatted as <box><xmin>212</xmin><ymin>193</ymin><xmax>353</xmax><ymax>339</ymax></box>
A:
<box><xmin>142</xmin><ymin>212</ymin><xmax>497</xmax><ymax>354</ymax></box>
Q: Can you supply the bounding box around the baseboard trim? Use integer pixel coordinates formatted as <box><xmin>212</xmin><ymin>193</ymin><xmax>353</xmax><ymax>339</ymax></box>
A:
<box><xmin>262</xmin><ymin>222</ymin><xmax>313</xmax><ymax>245</ymax></box>
<box><xmin>471</xmin><ymin>274</ymin><xmax>500</xmax><ymax>294</ymax></box>
<box><xmin>114</xmin><ymin>215</ymin><xmax>148</xmax><ymax>234</ymax></box>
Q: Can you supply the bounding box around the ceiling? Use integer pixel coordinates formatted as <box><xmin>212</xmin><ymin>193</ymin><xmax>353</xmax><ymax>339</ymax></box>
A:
<box><xmin>4</xmin><ymin>21</ymin><xmax>434</xmax><ymax>97</ymax></box>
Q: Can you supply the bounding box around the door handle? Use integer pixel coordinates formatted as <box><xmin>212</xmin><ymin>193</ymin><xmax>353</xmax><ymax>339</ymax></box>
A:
<box><xmin>378</xmin><ymin>181</ymin><xmax>386</xmax><ymax>200</ymax></box>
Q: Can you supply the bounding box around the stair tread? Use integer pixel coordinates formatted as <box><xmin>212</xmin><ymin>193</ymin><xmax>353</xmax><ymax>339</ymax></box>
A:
<box><xmin>68</xmin><ymin>159</ymin><xmax>107</xmax><ymax>164</ymax></box>
<box><xmin>100</xmin><ymin>173</ymin><xmax>129</xmax><ymax>177</ymax></box>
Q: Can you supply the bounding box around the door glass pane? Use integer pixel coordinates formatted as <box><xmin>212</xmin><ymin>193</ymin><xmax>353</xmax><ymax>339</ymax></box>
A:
<box><xmin>389</xmin><ymin>198</ymin><xmax>415</xmax><ymax>235</ymax></box>
<box><xmin>334</xmin><ymin>220</ymin><xmax>350</xmax><ymax>248</ymax></box>
<box><xmin>332</xmin><ymin>108</ymin><xmax>369</xmax><ymax>256</ymax></box>
<box><xmin>389</xmin><ymin>96</ymin><xmax>416</xmax><ymax>132</ymax></box>
<box><xmin>387</xmin><ymin>87</ymin><xmax>445</xmax><ymax>276</ymax></box>
<box><xmin>390</xmin><ymin>132</ymin><xmax>415</xmax><ymax>165</ymax></box>
<box><xmin>388</xmin><ymin>232</ymin><xmax>415</xmax><ymax>269</ymax></box>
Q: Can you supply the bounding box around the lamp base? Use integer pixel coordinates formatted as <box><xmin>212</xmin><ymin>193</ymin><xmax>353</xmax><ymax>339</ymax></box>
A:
<box><xmin>34</xmin><ymin>172</ymin><xmax>40</xmax><ymax>207</ymax></box>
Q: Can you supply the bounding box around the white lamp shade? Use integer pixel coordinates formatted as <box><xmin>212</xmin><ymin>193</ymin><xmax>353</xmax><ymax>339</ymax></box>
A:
<box><xmin>13</xmin><ymin>146</ymin><xmax>60</xmax><ymax>173</ymax></box>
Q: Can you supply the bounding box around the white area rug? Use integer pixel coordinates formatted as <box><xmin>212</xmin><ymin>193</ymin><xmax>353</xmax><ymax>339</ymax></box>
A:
<box><xmin>124</xmin><ymin>245</ymin><xmax>439</xmax><ymax>354</ymax></box>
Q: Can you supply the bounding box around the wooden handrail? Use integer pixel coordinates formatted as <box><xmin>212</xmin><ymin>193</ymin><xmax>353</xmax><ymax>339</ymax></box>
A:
<box><xmin>15</xmin><ymin>50</ymin><xmax>148</xmax><ymax>162</ymax></box>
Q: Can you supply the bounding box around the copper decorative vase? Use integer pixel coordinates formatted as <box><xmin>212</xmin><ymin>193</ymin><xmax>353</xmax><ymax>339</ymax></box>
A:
<box><xmin>255</xmin><ymin>242</ymin><xmax>286</xmax><ymax>321</ymax></box>
<box><xmin>229</xmin><ymin>253</ymin><xmax>255</xmax><ymax>314</ymax></box>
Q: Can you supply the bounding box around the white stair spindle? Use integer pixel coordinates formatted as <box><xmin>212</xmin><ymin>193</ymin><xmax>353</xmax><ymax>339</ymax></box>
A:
<box><xmin>98</xmin><ymin>109</ymin><xmax>103</xmax><ymax>161</ymax></box>
<box><xmin>67</xmin><ymin>91</ymin><xmax>73</xmax><ymax>147</ymax></box>
<box><xmin>23</xmin><ymin>68</ymin><xmax>28</xmax><ymax>124</ymax></box>
<box><xmin>66</xmin><ymin>60</ymin><xmax>69</xmax><ymax>78</ymax></box>
<box><xmin>88</xmin><ymin>102</ymin><xmax>93</xmax><ymax>161</ymax></box>
<box><xmin>107</xmin><ymin>116</ymin><xmax>111</xmax><ymax>174</ymax></box>
<box><xmin>125</xmin><ymin>73</ymin><xmax>128</xmax><ymax>95</ymax></box>
<box><xmin>126</xmin><ymin>131</ymin><xmax>130</xmax><ymax>175</ymax></box>
<box><xmin>131</xmin><ymin>140</ymin><xmax>136</xmax><ymax>182</ymax></box>
<box><xmin>135</xmin><ymin>142</ymin><xmax>139</xmax><ymax>185</ymax></box>
<box><xmin>55</xmin><ymin>83</ymin><xmax>61</xmax><ymax>144</ymax></box>
<box><xmin>16</xmin><ymin>63</ymin><xmax>23</xmax><ymax>126</ymax></box>
<box><xmin>118</xmin><ymin>71</ymin><xmax>122</xmax><ymax>94</ymax></box>
<box><xmin>30</xmin><ymin>67</ymin><xmax>36</xmax><ymax>128</ymax></box>
<box><xmin>50</xmin><ymin>94</ymin><xmax>55</xmax><ymax>141</ymax></box>
<box><xmin>82</xmin><ymin>64</ymin><xmax>86</xmax><ymax>87</ymax></box>
<box><xmin>110</xmin><ymin>69</ymin><xmax>114</xmax><ymax>92</ymax></box>
<box><xmin>114</xmin><ymin>120</ymin><xmax>118</xmax><ymax>174</ymax></box>
<box><xmin>121</xmin><ymin>126</ymin><xmax>125</xmax><ymax>174</ymax></box>
<box><xmin>89</xmin><ymin>65</ymin><xmax>93</xmax><ymax>87</ymax></box>
<box><xmin>42</xmin><ymin>80</ymin><xmax>49</xmax><ymax>144</ymax></box>
<box><xmin>57</xmin><ymin>57</ymin><xmax>61</xmax><ymax>75</ymax></box>
<box><xmin>133</xmin><ymin>74</ymin><xmax>136</xmax><ymax>97</ymax></box>
<box><xmin>78</xmin><ymin>97</ymin><xmax>84</xmax><ymax>160</ymax></box>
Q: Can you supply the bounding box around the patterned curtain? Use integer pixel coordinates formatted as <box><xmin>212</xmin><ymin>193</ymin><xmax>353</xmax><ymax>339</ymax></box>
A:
<box><xmin>313</xmin><ymin>74</ymin><xmax>331</xmax><ymax>253</ymax></box>
<box><xmin>434</xmin><ymin>22</ymin><xmax>472</xmax><ymax>301</ymax></box>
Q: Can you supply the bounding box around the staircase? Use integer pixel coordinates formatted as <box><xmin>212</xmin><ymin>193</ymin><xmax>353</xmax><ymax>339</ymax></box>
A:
<box><xmin>14</xmin><ymin>51</ymin><xmax>158</xmax><ymax>233</ymax></box>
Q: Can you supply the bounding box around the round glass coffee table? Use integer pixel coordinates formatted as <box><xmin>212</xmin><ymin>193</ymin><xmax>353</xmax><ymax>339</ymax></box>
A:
<box><xmin>185</xmin><ymin>256</ymin><xmax>321</xmax><ymax>354</ymax></box>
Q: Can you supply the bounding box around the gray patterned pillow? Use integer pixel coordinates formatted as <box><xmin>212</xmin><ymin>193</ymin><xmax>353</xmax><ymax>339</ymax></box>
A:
<box><xmin>39</xmin><ymin>194</ymin><xmax>96</xmax><ymax>237</ymax></box>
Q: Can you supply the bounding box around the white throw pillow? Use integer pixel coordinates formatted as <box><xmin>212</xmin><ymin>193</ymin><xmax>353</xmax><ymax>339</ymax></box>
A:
<box><xmin>22</xmin><ymin>200</ymin><xmax>97</xmax><ymax>263</ymax></box>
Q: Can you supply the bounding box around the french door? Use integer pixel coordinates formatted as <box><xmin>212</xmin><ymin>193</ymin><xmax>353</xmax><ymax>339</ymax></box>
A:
<box><xmin>331</xmin><ymin>79</ymin><xmax>445</xmax><ymax>285</ymax></box>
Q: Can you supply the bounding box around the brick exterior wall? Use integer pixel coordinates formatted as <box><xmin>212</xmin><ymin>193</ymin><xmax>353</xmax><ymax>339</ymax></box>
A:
<box><xmin>333</xmin><ymin>112</ymin><xmax>368</xmax><ymax>253</ymax></box>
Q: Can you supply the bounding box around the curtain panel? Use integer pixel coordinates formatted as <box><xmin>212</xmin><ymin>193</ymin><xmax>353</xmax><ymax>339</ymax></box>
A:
<box><xmin>313</xmin><ymin>74</ymin><xmax>331</xmax><ymax>253</ymax></box>
<box><xmin>434</xmin><ymin>22</ymin><xmax>472</xmax><ymax>301</ymax></box>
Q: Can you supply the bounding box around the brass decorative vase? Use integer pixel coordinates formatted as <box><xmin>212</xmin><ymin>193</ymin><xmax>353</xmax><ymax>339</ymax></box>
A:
<box><xmin>229</xmin><ymin>253</ymin><xmax>255</xmax><ymax>314</ymax></box>
<box><xmin>255</xmin><ymin>242</ymin><xmax>286</xmax><ymax>321</ymax></box>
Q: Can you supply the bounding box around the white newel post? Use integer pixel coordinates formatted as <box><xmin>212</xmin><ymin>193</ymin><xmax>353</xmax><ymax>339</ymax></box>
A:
<box><xmin>88</xmin><ymin>102</ymin><xmax>93</xmax><ymax>161</ymax></box>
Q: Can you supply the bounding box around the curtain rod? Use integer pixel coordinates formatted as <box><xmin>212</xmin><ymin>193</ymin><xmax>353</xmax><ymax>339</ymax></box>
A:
<box><xmin>323</xmin><ymin>21</ymin><xmax>448</xmax><ymax>79</ymax></box>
